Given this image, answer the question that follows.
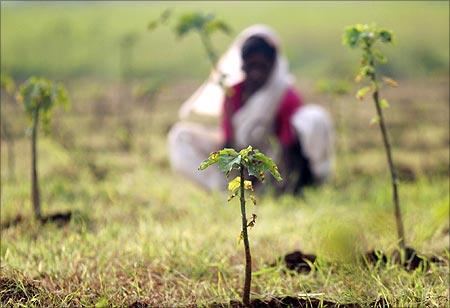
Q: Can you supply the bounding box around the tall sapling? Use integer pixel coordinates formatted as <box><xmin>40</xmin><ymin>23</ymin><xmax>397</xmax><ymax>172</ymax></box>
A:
<box><xmin>16</xmin><ymin>77</ymin><xmax>69</xmax><ymax>220</ymax></box>
<box><xmin>199</xmin><ymin>146</ymin><xmax>282</xmax><ymax>306</ymax></box>
<box><xmin>343</xmin><ymin>23</ymin><xmax>405</xmax><ymax>249</ymax></box>
<box><xmin>149</xmin><ymin>11</ymin><xmax>231</xmax><ymax>88</ymax></box>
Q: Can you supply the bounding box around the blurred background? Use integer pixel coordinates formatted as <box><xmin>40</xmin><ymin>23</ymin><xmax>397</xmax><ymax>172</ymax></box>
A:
<box><xmin>2</xmin><ymin>1</ymin><xmax>448</xmax><ymax>183</ymax></box>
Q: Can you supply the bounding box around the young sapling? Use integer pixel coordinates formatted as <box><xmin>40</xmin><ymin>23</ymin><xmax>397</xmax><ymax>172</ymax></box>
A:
<box><xmin>16</xmin><ymin>77</ymin><xmax>69</xmax><ymax>220</ymax></box>
<box><xmin>149</xmin><ymin>11</ymin><xmax>232</xmax><ymax>88</ymax></box>
<box><xmin>199</xmin><ymin>146</ymin><xmax>282</xmax><ymax>306</ymax></box>
<box><xmin>343</xmin><ymin>23</ymin><xmax>406</xmax><ymax>249</ymax></box>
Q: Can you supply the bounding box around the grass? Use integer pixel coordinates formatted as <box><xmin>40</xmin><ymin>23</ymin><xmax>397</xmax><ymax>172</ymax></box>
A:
<box><xmin>1</xmin><ymin>74</ymin><xmax>448</xmax><ymax>306</ymax></box>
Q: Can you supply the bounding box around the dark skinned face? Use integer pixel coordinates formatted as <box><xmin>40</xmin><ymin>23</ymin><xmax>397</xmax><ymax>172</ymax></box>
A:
<box><xmin>242</xmin><ymin>53</ymin><xmax>275</xmax><ymax>92</ymax></box>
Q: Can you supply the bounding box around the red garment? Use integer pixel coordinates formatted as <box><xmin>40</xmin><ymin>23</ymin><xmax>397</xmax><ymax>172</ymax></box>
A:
<box><xmin>221</xmin><ymin>82</ymin><xmax>303</xmax><ymax>148</ymax></box>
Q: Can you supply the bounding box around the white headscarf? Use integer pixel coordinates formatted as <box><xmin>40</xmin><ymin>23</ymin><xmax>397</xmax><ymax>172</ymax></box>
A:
<box><xmin>179</xmin><ymin>24</ymin><xmax>292</xmax><ymax>149</ymax></box>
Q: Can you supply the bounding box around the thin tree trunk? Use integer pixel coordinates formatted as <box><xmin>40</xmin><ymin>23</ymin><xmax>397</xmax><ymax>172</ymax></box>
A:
<box><xmin>31</xmin><ymin>111</ymin><xmax>41</xmax><ymax>220</ymax></box>
<box><xmin>371</xmin><ymin>78</ymin><xmax>405</xmax><ymax>249</ymax></box>
<box><xmin>239</xmin><ymin>164</ymin><xmax>251</xmax><ymax>306</ymax></box>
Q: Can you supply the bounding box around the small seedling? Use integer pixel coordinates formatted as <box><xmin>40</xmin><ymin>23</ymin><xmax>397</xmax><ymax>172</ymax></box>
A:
<box><xmin>149</xmin><ymin>11</ymin><xmax>231</xmax><ymax>88</ymax></box>
<box><xmin>199</xmin><ymin>146</ymin><xmax>282</xmax><ymax>306</ymax></box>
<box><xmin>16</xmin><ymin>77</ymin><xmax>69</xmax><ymax>220</ymax></box>
<box><xmin>343</xmin><ymin>23</ymin><xmax>406</xmax><ymax>249</ymax></box>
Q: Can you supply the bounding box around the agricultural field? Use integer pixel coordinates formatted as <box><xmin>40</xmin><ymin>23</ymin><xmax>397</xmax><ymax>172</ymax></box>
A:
<box><xmin>1</xmin><ymin>1</ymin><xmax>449</xmax><ymax>307</ymax></box>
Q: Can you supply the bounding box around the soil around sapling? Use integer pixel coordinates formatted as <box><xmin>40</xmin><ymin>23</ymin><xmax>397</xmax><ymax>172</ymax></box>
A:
<box><xmin>39</xmin><ymin>211</ymin><xmax>73</xmax><ymax>226</ymax></box>
<box><xmin>1</xmin><ymin>211</ymin><xmax>73</xmax><ymax>230</ymax></box>
<box><xmin>274</xmin><ymin>247</ymin><xmax>446</xmax><ymax>274</ymax></box>
<box><xmin>282</xmin><ymin>250</ymin><xmax>317</xmax><ymax>274</ymax></box>
<box><xmin>0</xmin><ymin>214</ymin><xmax>23</xmax><ymax>230</ymax></box>
<box><xmin>363</xmin><ymin>246</ymin><xmax>446</xmax><ymax>271</ymax></box>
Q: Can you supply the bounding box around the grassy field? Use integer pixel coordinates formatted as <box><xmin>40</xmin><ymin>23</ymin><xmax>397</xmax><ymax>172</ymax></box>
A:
<box><xmin>1</xmin><ymin>1</ymin><xmax>449</xmax><ymax>307</ymax></box>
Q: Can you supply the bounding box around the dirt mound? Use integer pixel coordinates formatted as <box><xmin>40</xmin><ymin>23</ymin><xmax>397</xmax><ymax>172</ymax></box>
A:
<box><xmin>364</xmin><ymin>246</ymin><xmax>446</xmax><ymax>271</ymax></box>
<box><xmin>284</xmin><ymin>250</ymin><xmax>317</xmax><ymax>273</ymax></box>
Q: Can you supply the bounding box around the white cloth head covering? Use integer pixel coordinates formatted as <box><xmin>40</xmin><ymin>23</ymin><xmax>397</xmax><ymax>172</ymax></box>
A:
<box><xmin>179</xmin><ymin>25</ymin><xmax>292</xmax><ymax>149</ymax></box>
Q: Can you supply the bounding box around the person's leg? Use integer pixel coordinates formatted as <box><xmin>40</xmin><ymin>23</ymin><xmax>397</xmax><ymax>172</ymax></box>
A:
<box><xmin>284</xmin><ymin>139</ymin><xmax>314</xmax><ymax>196</ymax></box>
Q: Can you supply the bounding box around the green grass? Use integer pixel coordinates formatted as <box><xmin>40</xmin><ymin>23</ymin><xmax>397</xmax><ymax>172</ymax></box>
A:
<box><xmin>1</xmin><ymin>75</ymin><xmax>448</xmax><ymax>306</ymax></box>
<box><xmin>1</xmin><ymin>1</ymin><xmax>449</xmax><ymax>79</ymax></box>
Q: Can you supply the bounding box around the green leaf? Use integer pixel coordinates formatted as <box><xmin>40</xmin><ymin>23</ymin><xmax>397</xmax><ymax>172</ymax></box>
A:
<box><xmin>17</xmin><ymin>77</ymin><xmax>70</xmax><ymax>128</ymax></box>
<box><xmin>204</xmin><ymin>19</ymin><xmax>232</xmax><ymax>35</ymax></box>
<box><xmin>198</xmin><ymin>151</ymin><xmax>219</xmax><ymax>170</ymax></box>
<box><xmin>373</xmin><ymin>49</ymin><xmax>387</xmax><ymax>63</ymax></box>
<box><xmin>380</xmin><ymin>98</ymin><xmax>390</xmax><ymax>109</ymax></box>
<box><xmin>378</xmin><ymin>29</ymin><xmax>393</xmax><ymax>43</ymax></box>
<box><xmin>175</xmin><ymin>12</ymin><xmax>213</xmax><ymax>37</ymax></box>
<box><xmin>342</xmin><ymin>25</ymin><xmax>361</xmax><ymax>48</ymax></box>
<box><xmin>218</xmin><ymin>153</ymin><xmax>241</xmax><ymax>175</ymax></box>
<box><xmin>370</xmin><ymin>116</ymin><xmax>380</xmax><ymax>125</ymax></box>
<box><xmin>356</xmin><ymin>86</ymin><xmax>371</xmax><ymax>101</ymax></box>
<box><xmin>250</xmin><ymin>150</ymin><xmax>282</xmax><ymax>182</ymax></box>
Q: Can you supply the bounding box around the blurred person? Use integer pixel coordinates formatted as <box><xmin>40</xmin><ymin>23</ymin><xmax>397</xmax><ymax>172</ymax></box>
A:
<box><xmin>168</xmin><ymin>25</ymin><xmax>334</xmax><ymax>194</ymax></box>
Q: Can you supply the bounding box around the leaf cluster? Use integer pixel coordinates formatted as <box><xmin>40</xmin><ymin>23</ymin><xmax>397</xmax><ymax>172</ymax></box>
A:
<box><xmin>174</xmin><ymin>12</ymin><xmax>231</xmax><ymax>38</ymax></box>
<box><xmin>147</xmin><ymin>9</ymin><xmax>172</xmax><ymax>31</ymax></box>
<box><xmin>343</xmin><ymin>23</ymin><xmax>394</xmax><ymax>83</ymax></box>
<box><xmin>199</xmin><ymin>146</ymin><xmax>282</xmax><ymax>182</ymax></box>
<box><xmin>343</xmin><ymin>24</ymin><xmax>398</xmax><ymax>105</ymax></box>
<box><xmin>16</xmin><ymin>77</ymin><xmax>70</xmax><ymax>131</ymax></box>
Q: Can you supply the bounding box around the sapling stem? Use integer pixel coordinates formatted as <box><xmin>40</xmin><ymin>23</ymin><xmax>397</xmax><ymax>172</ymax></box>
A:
<box><xmin>370</xmin><ymin>70</ymin><xmax>405</xmax><ymax>249</ymax></box>
<box><xmin>199</xmin><ymin>146</ymin><xmax>282</xmax><ymax>306</ymax></box>
<box><xmin>344</xmin><ymin>24</ymin><xmax>406</xmax><ymax>250</ymax></box>
<box><xmin>239</xmin><ymin>163</ymin><xmax>251</xmax><ymax>306</ymax></box>
<box><xmin>31</xmin><ymin>110</ymin><xmax>41</xmax><ymax>220</ymax></box>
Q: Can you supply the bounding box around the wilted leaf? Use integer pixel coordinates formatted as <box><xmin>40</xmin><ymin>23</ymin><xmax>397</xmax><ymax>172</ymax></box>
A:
<box><xmin>247</xmin><ymin>213</ymin><xmax>257</xmax><ymax>229</ymax></box>
<box><xmin>382</xmin><ymin>76</ymin><xmax>399</xmax><ymax>87</ymax></box>
<box><xmin>244</xmin><ymin>180</ymin><xmax>253</xmax><ymax>191</ymax></box>
<box><xmin>228</xmin><ymin>176</ymin><xmax>241</xmax><ymax>193</ymax></box>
